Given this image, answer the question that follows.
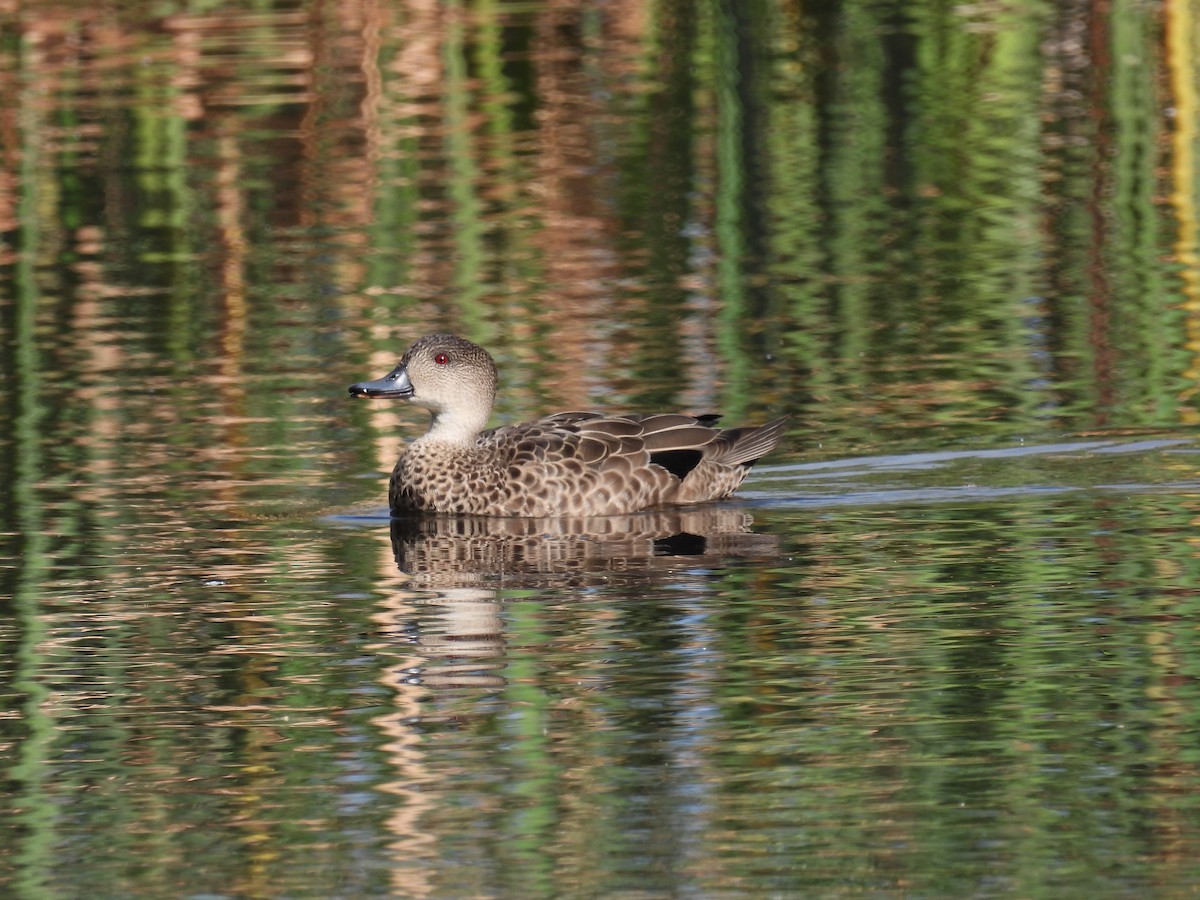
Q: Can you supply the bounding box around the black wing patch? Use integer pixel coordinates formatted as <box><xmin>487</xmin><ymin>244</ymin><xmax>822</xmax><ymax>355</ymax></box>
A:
<box><xmin>649</xmin><ymin>448</ymin><xmax>704</xmax><ymax>480</ymax></box>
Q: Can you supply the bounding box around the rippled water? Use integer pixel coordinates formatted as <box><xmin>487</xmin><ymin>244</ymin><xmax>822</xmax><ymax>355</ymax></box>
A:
<box><xmin>6</xmin><ymin>437</ymin><xmax>1199</xmax><ymax>896</ymax></box>
<box><xmin>4</xmin><ymin>1</ymin><xmax>1200</xmax><ymax>897</ymax></box>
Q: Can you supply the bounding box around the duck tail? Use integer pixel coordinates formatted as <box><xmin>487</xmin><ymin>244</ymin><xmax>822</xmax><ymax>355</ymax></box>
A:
<box><xmin>719</xmin><ymin>416</ymin><xmax>790</xmax><ymax>467</ymax></box>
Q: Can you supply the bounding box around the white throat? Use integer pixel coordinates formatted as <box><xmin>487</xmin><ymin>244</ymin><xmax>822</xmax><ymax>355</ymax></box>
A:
<box><xmin>422</xmin><ymin>406</ymin><xmax>487</xmax><ymax>445</ymax></box>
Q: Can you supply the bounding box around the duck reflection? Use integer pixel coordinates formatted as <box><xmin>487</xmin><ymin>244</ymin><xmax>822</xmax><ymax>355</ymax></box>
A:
<box><xmin>389</xmin><ymin>505</ymin><xmax>779</xmax><ymax>583</ymax></box>
<box><xmin>374</xmin><ymin>506</ymin><xmax>779</xmax><ymax>693</ymax></box>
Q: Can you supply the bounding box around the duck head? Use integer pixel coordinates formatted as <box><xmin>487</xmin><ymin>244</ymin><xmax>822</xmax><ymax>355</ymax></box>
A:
<box><xmin>349</xmin><ymin>334</ymin><xmax>498</xmax><ymax>442</ymax></box>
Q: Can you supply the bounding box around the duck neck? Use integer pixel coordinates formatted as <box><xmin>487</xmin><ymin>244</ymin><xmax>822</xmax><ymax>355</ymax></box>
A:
<box><xmin>421</xmin><ymin>407</ymin><xmax>487</xmax><ymax>446</ymax></box>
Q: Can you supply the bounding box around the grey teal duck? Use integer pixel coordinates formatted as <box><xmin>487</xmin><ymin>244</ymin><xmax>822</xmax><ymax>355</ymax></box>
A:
<box><xmin>348</xmin><ymin>334</ymin><xmax>789</xmax><ymax>517</ymax></box>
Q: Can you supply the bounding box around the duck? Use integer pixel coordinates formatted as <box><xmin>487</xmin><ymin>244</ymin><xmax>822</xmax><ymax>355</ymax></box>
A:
<box><xmin>348</xmin><ymin>333</ymin><xmax>789</xmax><ymax>517</ymax></box>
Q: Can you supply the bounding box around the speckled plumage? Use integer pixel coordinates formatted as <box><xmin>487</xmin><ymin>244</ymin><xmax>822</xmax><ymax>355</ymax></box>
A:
<box><xmin>349</xmin><ymin>334</ymin><xmax>788</xmax><ymax>517</ymax></box>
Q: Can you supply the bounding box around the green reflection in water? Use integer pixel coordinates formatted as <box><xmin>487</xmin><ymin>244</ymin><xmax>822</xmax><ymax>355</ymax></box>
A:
<box><xmin>0</xmin><ymin>478</ymin><xmax>1198</xmax><ymax>895</ymax></box>
<box><xmin>3</xmin><ymin>0</ymin><xmax>1200</xmax><ymax>897</ymax></box>
<box><xmin>9</xmin><ymin>68</ymin><xmax>56</xmax><ymax>900</ymax></box>
<box><xmin>444</xmin><ymin>0</ymin><xmax>488</xmax><ymax>341</ymax></box>
<box><xmin>712</xmin><ymin>0</ymin><xmax>750</xmax><ymax>421</ymax></box>
<box><xmin>0</xmin><ymin>1</ymin><xmax>1191</xmax><ymax>446</ymax></box>
<box><xmin>497</xmin><ymin>599</ymin><xmax>557</xmax><ymax>899</ymax></box>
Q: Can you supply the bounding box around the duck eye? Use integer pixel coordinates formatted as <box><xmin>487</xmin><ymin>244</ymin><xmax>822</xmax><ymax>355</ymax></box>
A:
<box><xmin>434</xmin><ymin>353</ymin><xmax>449</xmax><ymax>365</ymax></box>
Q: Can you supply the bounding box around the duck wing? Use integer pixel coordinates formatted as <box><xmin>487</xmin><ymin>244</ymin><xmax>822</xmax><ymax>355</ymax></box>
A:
<box><xmin>475</xmin><ymin>412</ymin><xmax>787</xmax><ymax>515</ymax></box>
<box><xmin>706</xmin><ymin>416</ymin><xmax>791</xmax><ymax>466</ymax></box>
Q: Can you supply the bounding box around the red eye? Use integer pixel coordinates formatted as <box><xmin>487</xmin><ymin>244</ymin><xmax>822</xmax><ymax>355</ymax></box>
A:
<box><xmin>434</xmin><ymin>353</ymin><xmax>449</xmax><ymax>365</ymax></box>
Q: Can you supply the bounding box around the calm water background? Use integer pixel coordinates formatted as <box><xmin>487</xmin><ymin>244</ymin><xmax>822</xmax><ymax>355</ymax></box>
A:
<box><xmin>3</xmin><ymin>1</ymin><xmax>1200</xmax><ymax>896</ymax></box>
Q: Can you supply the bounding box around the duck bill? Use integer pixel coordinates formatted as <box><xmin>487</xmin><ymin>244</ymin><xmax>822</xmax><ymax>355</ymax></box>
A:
<box><xmin>348</xmin><ymin>365</ymin><xmax>414</xmax><ymax>399</ymax></box>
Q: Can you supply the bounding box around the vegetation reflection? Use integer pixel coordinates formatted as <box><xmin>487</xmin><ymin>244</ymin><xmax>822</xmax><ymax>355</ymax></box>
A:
<box><xmin>2</xmin><ymin>0</ymin><xmax>1200</xmax><ymax>896</ymax></box>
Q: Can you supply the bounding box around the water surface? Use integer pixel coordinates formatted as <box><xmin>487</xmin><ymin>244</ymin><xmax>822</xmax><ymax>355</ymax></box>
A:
<box><xmin>3</xmin><ymin>1</ymin><xmax>1200</xmax><ymax>897</ymax></box>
